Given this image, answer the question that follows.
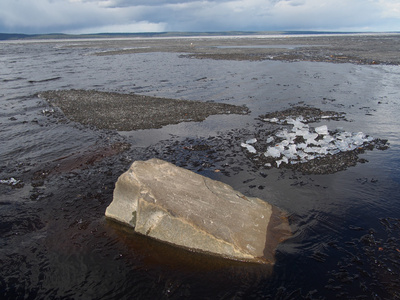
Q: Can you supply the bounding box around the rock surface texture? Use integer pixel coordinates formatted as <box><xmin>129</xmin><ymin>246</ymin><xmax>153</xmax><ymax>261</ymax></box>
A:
<box><xmin>39</xmin><ymin>89</ymin><xmax>249</xmax><ymax>131</ymax></box>
<box><xmin>105</xmin><ymin>158</ymin><xmax>290</xmax><ymax>264</ymax></box>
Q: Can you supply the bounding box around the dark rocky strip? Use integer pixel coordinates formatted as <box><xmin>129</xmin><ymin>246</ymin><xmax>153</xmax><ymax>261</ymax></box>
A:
<box><xmin>141</xmin><ymin>106</ymin><xmax>389</xmax><ymax>175</ymax></box>
<box><xmin>88</xmin><ymin>34</ymin><xmax>400</xmax><ymax>65</ymax></box>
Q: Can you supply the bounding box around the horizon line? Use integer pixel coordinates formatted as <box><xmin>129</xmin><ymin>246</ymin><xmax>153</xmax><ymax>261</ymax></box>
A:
<box><xmin>1</xmin><ymin>30</ymin><xmax>399</xmax><ymax>41</ymax></box>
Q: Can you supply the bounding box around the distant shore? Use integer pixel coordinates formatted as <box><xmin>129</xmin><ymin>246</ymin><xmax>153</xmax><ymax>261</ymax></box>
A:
<box><xmin>32</xmin><ymin>33</ymin><xmax>399</xmax><ymax>65</ymax></box>
<box><xmin>3</xmin><ymin>31</ymin><xmax>396</xmax><ymax>41</ymax></box>
<box><xmin>3</xmin><ymin>32</ymin><xmax>399</xmax><ymax>65</ymax></box>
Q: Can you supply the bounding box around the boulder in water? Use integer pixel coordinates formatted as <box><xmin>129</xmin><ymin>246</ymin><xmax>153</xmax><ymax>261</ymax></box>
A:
<box><xmin>105</xmin><ymin>158</ymin><xmax>290</xmax><ymax>264</ymax></box>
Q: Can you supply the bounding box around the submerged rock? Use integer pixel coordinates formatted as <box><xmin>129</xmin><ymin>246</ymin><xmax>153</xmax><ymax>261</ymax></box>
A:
<box><xmin>105</xmin><ymin>158</ymin><xmax>290</xmax><ymax>264</ymax></box>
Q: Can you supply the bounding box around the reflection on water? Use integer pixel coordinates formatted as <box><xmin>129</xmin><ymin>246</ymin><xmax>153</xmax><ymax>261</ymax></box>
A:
<box><xmin>0</xmin><ymin>38</ymin><xmax>400</xmax><ymax>299</ymax></box>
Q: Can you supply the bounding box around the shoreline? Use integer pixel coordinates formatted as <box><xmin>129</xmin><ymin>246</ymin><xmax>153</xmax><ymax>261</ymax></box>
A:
<box><xmin>89</xmin><ymin>34</ymin><xmax>400</xmax><ymax>65</ymax></box>
<box><xmin>4</xmin><ymin>33</ymin><xmax>398</xmax><ymax>65</ymax></box>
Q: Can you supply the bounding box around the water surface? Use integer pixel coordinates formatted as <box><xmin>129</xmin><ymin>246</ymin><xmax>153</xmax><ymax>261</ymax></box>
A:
<box><xmin>1</xmin><ymin>38</ymin><xmax>400</xmax><ymax>299</ymax></box>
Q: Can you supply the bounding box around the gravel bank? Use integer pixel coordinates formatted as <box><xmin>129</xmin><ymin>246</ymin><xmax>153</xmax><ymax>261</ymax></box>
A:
<box><xmin>39</xmin><ymin>89</ymin><xmax>249</xmax><ymax>131</ymax></box>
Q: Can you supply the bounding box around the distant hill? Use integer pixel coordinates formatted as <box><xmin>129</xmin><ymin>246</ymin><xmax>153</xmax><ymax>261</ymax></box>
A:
<box><xmin>0</xmin><ymin>31</ymin><xmax>367</xmax><ymax>41</ymax></box>
<box><xmin>0</xmin><ymin>33</ymin><xmax>32</xmax><ymax>40</ymax></box>
<box><xmin>0</xmin><ymin>32</ymin><xmax>271</xmax><ymax>40</ymax></box>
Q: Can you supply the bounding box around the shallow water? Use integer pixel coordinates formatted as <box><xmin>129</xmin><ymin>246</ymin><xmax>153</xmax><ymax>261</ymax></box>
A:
<box><xmin>215</xmin><ymin>44</ymin><xmax>312</xmax><ymax>49</ymax></box>
<box><xmin>1</xmin><ymin>38</ymin><xmax>400</xmax><ymax>299</ymax></box>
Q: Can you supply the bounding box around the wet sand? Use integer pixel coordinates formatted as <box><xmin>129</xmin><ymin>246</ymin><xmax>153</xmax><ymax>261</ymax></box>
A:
<box><xmin>90</xmin><ymin>33</ymin><xmax>400</xmax><ymax>65</ymax></box>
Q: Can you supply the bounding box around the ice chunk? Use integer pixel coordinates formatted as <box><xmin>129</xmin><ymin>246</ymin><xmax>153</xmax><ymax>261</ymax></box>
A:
<box><xmin>328</xmin><ymin>148</ymin><xmax>340</xmax><ymax>155</ymax></box>
<box><xmin>286</xmin><ymin>118</ymin><xmax>295</xmax><ymax>124</ymax></box>
<box><xmin>288</xmin><ymin>144</ymin><xmax>297</xmax><ymax>153</ymax></box>
<box><xmin>297</xmin><ymin>150</ymin><xmax>308</xmax><ymax>160</ymax></box>
<box><xmin>304</xmin><ymin>147</ymin><xmax>316</xmax><ymax>153</ymax></box>
<box><xmin>241</xmin><ymin>143</ymin><xmax>257</xmax><ymax>153</ymax></box>
<box><xmin>276</xmin><ymin>144</ymin><xmax>285</xmax><ymax>152</ymax></box>
<box><xmin>0</xmin><ymin>177</ymin><xmax>20</xmax><ymax>186</ymax></box>
<box><xmin>351</xmin><ymin>132</ymin><xmax>368</xmax><ymax>146</ymax></box>
<box><xmin>323</xmin><ymin>135</ymin><xmax>335</xmax><ymax>143</ymax></box>
<box><xmin>294</xmin><ymin>128</ymin><xmax>309</xmax><ymax>137</ymax></box>
<box><xmin>289</xmin><ymin>118</ymin><xmax>305</xmax><ymax>126</ymax></box>
<box><xmin>42</xmin><ymin>108</ymin><xmax>55</xmax><ymax>114</ymax></box>
<box><xmin>264</xmin><ymin>117</ymin><xmax>279</xmax><ymax>123</ymax></box>
<box><xmin>246</xmin><ymin>113</ymin><xmax>376</xmax><ymax>169</ymax></box>
<box><xmin>265</xmin><ymin>146</ymin><xmax>281</xmax><ymax>158</ymax></box>
<box><xmin>266</xmin><ymin>136</ymin><xmax>274</xmax><ymax>144</ymax></box>
<box><xmin>276</xmin><ymin>129</ymin><xmax>289</xmax><ymax>138</ymax></box>
<box><xmin>282</xmin><ymin>144</ymin><xmax>297</xmax><ymax>159</ymax></box>
<box><xmin>280</xmin><ymin>140</ymin><xmax>290</xmax><ymax>147</ymax></box>
<box><xmin>276</xmin><ymin>156</ymin><xmax>288</xmax><ymax>168</ymax></box>
<box><xmin>297</xmin><ymin>143</ymin><xmax>307</xmax><ymax>149</ymax></box>
<box><xmin>315</xmin><ymin>125</ymin><xmax>328</xmax><ymax>135</ymax></box>
<box><xmin>306</xmin><ymin>154</ymin><xmax>315</xmax><ymax>160</ymax></box>
<box><xmin>287</xmin><ymin>117</ymin><xmax>305</xmax><ymax>127</ymax></box>
<box><xmin>335</xmin><ymin>140</ymin><xmax>351</xmax><ymax>152</ymax></box>
<box><xmin>246</xmin><ymin>138</ymin><xmax>257</xmax><ymax>144</ymax></box>
<box><xmin>313</xmin><ymin>138</ymin><xmax>326</xmax><ymax>146</ymax></box>
<box><xmin>337</xmin><ymin>131</ymin><xmax>351</xmax><ymax>140</ymax></box>
<box><xmin>315</xmin><ymin>147</ymin><xmax>328</xmax><ymax>155</ymax></box>
<box><xmin>304</xmin><ymin>132</ymin><xmax>318</xmax><ymax>144</ymax></box>
<box><xmin>283</xmin><ymin>153</ymin><xmax>297</xmax><ymax>160</ymax></box>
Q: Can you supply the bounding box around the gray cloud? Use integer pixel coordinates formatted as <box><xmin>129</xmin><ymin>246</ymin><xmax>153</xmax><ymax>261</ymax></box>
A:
<box><xmin>0</xmin><ymin>0</ymin><xmax>399</xmax><ymax>34</ymax></box>
<box><xmin>105</xmin><ymin>0</ymin><xmax>210</xmax><ymax>7</ymax></box>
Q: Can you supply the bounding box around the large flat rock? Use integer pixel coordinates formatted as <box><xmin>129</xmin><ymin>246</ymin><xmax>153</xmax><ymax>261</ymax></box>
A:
<box><xmin>105</xmin><ymin>158</ymin><xmax>290</xmax><ymax>264</ymax></box>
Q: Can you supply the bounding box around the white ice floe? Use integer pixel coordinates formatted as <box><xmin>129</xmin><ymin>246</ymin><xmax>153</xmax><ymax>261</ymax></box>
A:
<box><xmin>287</xmin><ymin>117</ymin><xmax>307</xmax><ymax>128</ymax></box>
<box><xmin>265</xmin><ymin>146</ymin><xmax>282</xmax><ymax>158</ymax></box>
<box><xmin>266</xmin><ymin>136</ymin><xmax>274</xmax><ymax>143</ymax></box>
<box><xmin>246</xmin><ymin>138</ymin><xmax>257</xmax><ymax>144</ymax></box>
<box><xmin>264</xmin><ymin>117</ymin><xmax>279</xmax><ymax>123</ymax></box>
<box><xmin>304</xmin><ymin>132</ymin><xmax>318</xmax><ymax>144</ymax></box>
<box><xmin>242</xmin><ymin>116</ymin><xmax>375</xmax><ymax>168</ymax></box>
<box><xmin>276</xmin><ymin>156</ymin><xmax>288</xmax><ymax>168</ymax></box>
<box><xmin>0</xmin><ymin>177</ymin><xmax>20</xmax><ymax>186</ymax></box>
<box><xmin>315</xmin><ymin>125</ymin><xmax>328</xmax><ymax>135</ymax></box>
<box><xmin>241</xmin><ymin>143</ymin><xmax>257</xmax><ymax>153</ymax></box>
<box><xmin>42</xmin><ymin>108</ymin><xmax>54</xmax><ymax>114</ymax></box>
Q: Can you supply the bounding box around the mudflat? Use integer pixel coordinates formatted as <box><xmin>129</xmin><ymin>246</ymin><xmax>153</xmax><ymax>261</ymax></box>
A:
<box><xmin>89</xmin><ymin>33</ymin><xmax>400</xmax><ymax>65</ymax></box>
<box><xmin>39</xmin><ymin>89</ymin><xmax>249</xmax><ymax>131</ymax></box>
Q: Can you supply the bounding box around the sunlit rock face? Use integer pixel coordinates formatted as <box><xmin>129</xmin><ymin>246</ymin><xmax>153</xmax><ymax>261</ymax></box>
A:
<box><xmin>105</xmin><ymin>158</ymin><xmax>291</xmax><ymax>264</ymax></box>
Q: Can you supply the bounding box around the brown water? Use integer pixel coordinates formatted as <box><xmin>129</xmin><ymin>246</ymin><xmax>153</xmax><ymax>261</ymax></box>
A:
<box><xmin>1</xmin><ymin>38</ymin><xmax>400</xmax><ymax>299</ymax></box>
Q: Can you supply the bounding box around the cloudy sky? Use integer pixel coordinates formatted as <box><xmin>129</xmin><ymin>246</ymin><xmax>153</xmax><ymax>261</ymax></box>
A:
<box><xmin>1</xmin><ymin>0</ymin><xmax>399</xmax><ymax>34</ymax></box>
